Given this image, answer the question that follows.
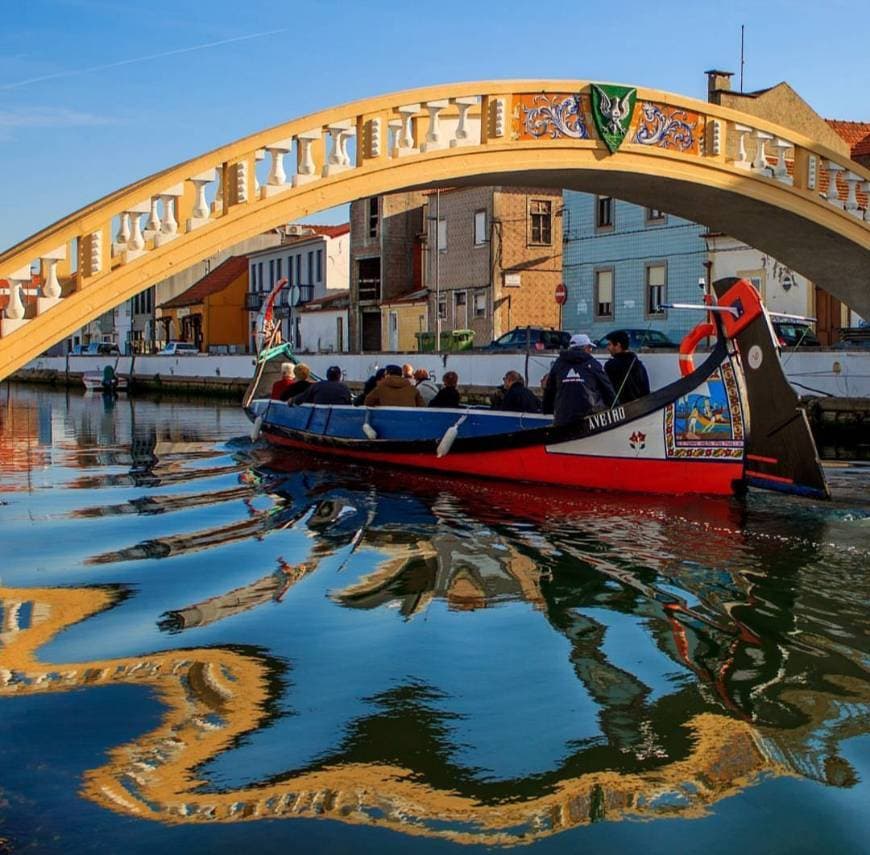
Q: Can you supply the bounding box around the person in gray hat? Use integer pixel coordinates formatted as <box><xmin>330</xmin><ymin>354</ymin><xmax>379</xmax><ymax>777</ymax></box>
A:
<box><xmin>542</xmin><ymin>333</ymin><xmax>615</xmax><ymax>425</ymax></box>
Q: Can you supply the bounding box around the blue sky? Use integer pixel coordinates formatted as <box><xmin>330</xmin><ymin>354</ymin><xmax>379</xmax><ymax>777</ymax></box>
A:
<box><xmin>1</xmin><ymin>0</ymin><xmax>867</xmax><ymax>249</ymax></box>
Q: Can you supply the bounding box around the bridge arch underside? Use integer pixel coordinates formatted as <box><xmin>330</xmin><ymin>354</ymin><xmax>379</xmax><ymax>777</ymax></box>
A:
<box><xmin>5</xmin><ymin>146</ymin><xmax>869</xmax><ymax>374</ymax></box>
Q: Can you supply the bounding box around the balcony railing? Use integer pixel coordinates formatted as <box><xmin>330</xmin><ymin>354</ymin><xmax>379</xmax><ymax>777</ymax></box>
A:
<box><xmin>358</xmin><ymin>278</ymin><xmax>381</xmax><ymax>302</ymax></box>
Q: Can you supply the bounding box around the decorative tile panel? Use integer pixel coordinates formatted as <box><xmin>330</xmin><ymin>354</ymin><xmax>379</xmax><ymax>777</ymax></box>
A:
<box><xmin>513</xmin><ymin>94</ymin><xmax>590</xmax><ymax>141</ymax></box>
<box><xmin>633</xmin><ymin>102</ymin><xmax>701</xmax><ymax>154</ymax></box>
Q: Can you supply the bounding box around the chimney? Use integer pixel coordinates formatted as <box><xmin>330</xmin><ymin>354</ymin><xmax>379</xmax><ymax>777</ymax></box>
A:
<box><xmin>705</xmin><ymin>69</ymin><xmax>734</xmax><ymax>104</ymax></box>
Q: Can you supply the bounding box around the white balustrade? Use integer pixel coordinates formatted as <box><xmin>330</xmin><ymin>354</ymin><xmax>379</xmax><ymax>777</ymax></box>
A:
<box><xmin>843</xmin><ymin>171</ymin><xmax>861</xmax><ymax>215</ymax></box>
<box><xmin>262</xmin><ymin>139</ymin><xmax>293</xmax><ymax>197</ymax></box>
<box><xmin>395</xmin><ymin>104</ymin><xmax>421</xmax><ymax>156</ymax></box>
<box><xmin>824</xmin><ymin>161</ymin><xmax>845</xmax><ymax>207</ymax></box>
<box><xmin>323</xmin><ymin>121</ymin><xmax>355</xmax><ymax>176</ymax></box>
<box><xmin>751</xmin><ymin>130</ymin><xmax>773</xmax><ymax>173</ymax></box>
<box><xmin>387</xmin><ymin>119</ymin><xmax>402</xmax><ymax>157</ymax></box>
<box><xmin>293</xmin><ymin>130</ymin><xmax>321</xmax><ymax>187</ymax></box>
<box><xmin>253</xmin><ymin>149</ymin><xmax>265</xmax><ymax>195</ymax></box>
<box><xmin>863</xmin><ymin>181</ymin><xmax>870</xmax><ymax>221</ymax></box>
<box><xmin>769</xmin><ymin>138</ymin><xmax>792</xmax><ymax>183</ymax></box>
<box><xmin>733</xmin><ymin>124</ymin><xmax>752</xmax><ymax>169</ymax></box>
<box><xmin>36</xmin><ymin>245</ymin><xmax>66</xmax><ymax>315</ymax></box>
<box><xmin>451</xmin><ymin>97</ymin><xmax>479</xmax><ymax>148</ymax></box>
<box><xmin>212</xmin><ymin>168</ymin><xmax>224</xmax><ymax>213</ymax></box>
<box><xmin>145</xmin><ymin>198</ymin><xmax>161</xmax><ymax>234</ymax></box>
<box><xmin>154</xmin><ymin>184</ymin><xmax>183</xmax><ymax>248</ymax></box>
<box><xmin>114</xmin><ymin>213</ymin><xmax>131</xmax><ymax>246</ymax></box>
<box><xmin>420</xmin><ymin>100</ymin><xmax>449</xmax><ymax>152</ymax></box>
<box><xmin>3</xmin><ymin>267</ymin><xmax>28</xmax><ymax>320</ymax></box>
<box><xmin>187</xmin><ymin>170</ymin><xmax>216</xmax><ymax>231</ymax></box>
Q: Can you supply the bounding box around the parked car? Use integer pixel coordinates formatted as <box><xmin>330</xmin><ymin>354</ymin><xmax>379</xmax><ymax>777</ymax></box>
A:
<box><xmin>772</xmin><ymin>321</ymin><xmax>820</xmax><ymax>347</ymax></box>
<box><xmin>83</xmin><ymin>342</ymin><xmax>121</xmax><ymax>356</ymax></box>
<box><xmin>159</xmin><ymin>341</ymin><xmax>200</xmax><ymax>356</ymax></box>
<box><xmin>483</xmin><ymin>327</ymin><xmax>572</xmax><ymax>351</ymax></box>
<box><xmin>595</xmin><ymin>329</ymin><xmax>679</xmax><ymax>350</ymax></box>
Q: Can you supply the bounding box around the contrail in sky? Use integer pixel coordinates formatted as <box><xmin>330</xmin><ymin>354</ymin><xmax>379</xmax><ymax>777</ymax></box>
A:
<box><xmin>0</xmin><ymin>29</ymin><xmax>287</xmax><ymax>91</ymax></box>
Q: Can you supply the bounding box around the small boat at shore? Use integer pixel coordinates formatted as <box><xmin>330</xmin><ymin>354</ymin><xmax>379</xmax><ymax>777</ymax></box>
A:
<box><xmin>244</xmin><ymin>278</ymin><xmax>829</xmax><ymax>498</ymax></box>
<box><xmin>82</xmin><ymin>370</ymin><xmax>128</xmax><ymax>392</ymax></box>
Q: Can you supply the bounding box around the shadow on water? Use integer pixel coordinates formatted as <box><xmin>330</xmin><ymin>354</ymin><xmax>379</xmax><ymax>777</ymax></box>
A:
<box><xmin>0</xmin><ymin>383</ymin><xmax>869</xmax><ymax>849</ymax></box>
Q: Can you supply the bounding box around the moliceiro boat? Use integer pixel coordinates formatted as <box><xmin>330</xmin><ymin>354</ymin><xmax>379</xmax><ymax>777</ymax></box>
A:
<box><xmin>244</xmin><ymin>278</ymin><xmax>829</xmax><ymax>498</ymax></box>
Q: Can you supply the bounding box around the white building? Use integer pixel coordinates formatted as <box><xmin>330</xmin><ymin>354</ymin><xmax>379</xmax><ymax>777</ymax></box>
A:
<box><xmin>247</xmin><ymin>224</ymin><xmax>350</xmax><ymax>353</ymax></box>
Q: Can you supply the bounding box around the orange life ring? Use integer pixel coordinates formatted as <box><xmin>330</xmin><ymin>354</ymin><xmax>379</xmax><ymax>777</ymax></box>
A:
<box><xmin>678</xmin><ymin>322</ymin><xmax>716</xmax><ymax>377</ymax></box>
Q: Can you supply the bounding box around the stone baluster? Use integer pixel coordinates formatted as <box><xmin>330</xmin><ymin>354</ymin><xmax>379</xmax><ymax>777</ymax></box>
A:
<box><xmin>709</xmin><ymin>119</ymin><xmax>723</xmax><ymax>156</ymax></box>
<box><xmin>387</xmin><ymin>119</ymin><xmax>402</xmax><ymax>157</ymax></box>
<box><xmin>2</xmin><ymin>267</ymin><xmax>28</xmax><ymax>321</ymax></box>
<box><xmin>733</xmin><ymin>124</ymin><xmax>751</xmax><ymax>169</ymax></box>
<box><xmin>115</xmin><ymin>212</ymin><xmax>131</xmax><ymax>246</ymax></box>
<box><xmin>187</xmin><ymin>170</ymin><xmax>216</xmax><ymax>230</ymax></box>
<box><xmin>128</xmin><ymin>211</ymin><xmax>145</xmax><ymax>251</ymax></box>
<box><xmin>824</xmin><ymin>161</ymin><xmax>844</xmax><ymax>206</ymax></box>
<box><xmin>396</xmin><ymin>104</ymin><xmax>421</xmax><ymax>155</ymax></box>
<box><xmin>37</xmin><ymin>246</ymin><xmax>66</xmax><ymax>314</ymax></box>
<box><xmin>154</xmin><ymin>184</ymin><xmax>183</xmax><ymax>248</ymax></box>
<box><xmin>212</xmin><ymin>168</ymin><xmax>224</xmax><ymax>213</ymax></box>
<box><xmin>264</xmin><ymin>139</ymin><xmax>292</xmax><ymax>196</ymax></box>
<box><xmin>420</xmin><ymin>100</ymin><xmax>449</xmax><ymax>152</ymax></box>
<box><xmin>293</xmin><ymin>130</ymin><xmax>321</xmax><ymax>187</ymax></box>
<box><xmin>253</xmin><ymin>149</ymin><xmax>265</xmax><ymax>195</ymax></box>
<box><xmin>751</xmin><ymin>130</ymin><xmax>773</xmax><ymax>173</ymax></box>
<box><xmin>862</xmin><ymin>181</ymin><xmax>870</xmax><ymax>221</ymax></box>
<box><xmin>323</xmin><ymin>121</ymin><xmax>355</xmax><ymax>176</ymax></box>
<box><xmin>146</xmin><ymin>198</ymin><xmax>161</xmax><ymax>233</ymax></box>
<box><xmin>843</xmin><ymin>171</ymin><xmax>862</xmax><ymax>216</ymax></box>
<box><xmin>451</xmin><ymin>97</ymin><xmax>479</xmax><ymax>148</ymax></box>
<box><xmin>769</xmin><ymin>138</ymin><xmax>792</xmax><ymax>182</ymax></box>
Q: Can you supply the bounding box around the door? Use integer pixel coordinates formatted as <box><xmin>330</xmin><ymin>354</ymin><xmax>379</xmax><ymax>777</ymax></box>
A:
<box><xmin>814</xmin><ymin>287</ymin><xmax>842</xmax><ymax>345</ymax></box>
<box><xmin>361</xmin><ymin>311</ymin><xmax>381</xmax><ymax>351</ymax></box>
<box><xmin>388</xmin><ymin>311</ymin><xmax>399</xmax><ymax>351</ymax></box>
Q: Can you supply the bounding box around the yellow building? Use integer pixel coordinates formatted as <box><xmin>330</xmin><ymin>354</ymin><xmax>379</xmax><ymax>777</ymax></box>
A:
<box><xmin>380</xmin><ymin>288</ymin><xmax>428</xmax><ymax>352</ymax></box>
<box><xmin>156</xmin><ymin>255</ymin><xmax>249</xmax><ymax>352</ymax></box>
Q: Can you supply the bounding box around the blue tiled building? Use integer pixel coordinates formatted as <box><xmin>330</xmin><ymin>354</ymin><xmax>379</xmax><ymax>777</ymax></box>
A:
<box><xmin>562</xmin><ymin>192</ymin><xmax>708</xmax><ymax>342</ymax></box>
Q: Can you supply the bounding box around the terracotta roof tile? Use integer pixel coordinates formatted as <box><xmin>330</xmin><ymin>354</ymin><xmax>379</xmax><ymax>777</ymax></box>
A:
<box><xmin>825</xmin><ymin>119</ymin><xmax>870</xmax><ymax>161</ymax></box>
<box><xmin>297</xmin><ymin>290</ymin><xmax>350</xmax><ymax>312</ymax></box>
<box><xmin>159</xmin><ymin>255</ymin><xmax>248</xmax><ymax>309</ymax></box>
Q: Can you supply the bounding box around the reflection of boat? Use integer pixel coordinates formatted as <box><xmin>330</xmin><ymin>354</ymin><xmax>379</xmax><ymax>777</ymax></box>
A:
<box><xmin>245</xmin><ymin>279</ymin><xmax>829</xmax><ymax>498</ymax></box>
<box><xmin>82</xmin><ymin>370</ymin><xmax>128</xmax><ymax>392</ymax></box>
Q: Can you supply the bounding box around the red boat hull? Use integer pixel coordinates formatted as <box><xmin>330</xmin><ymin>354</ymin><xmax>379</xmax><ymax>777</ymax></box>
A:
<box><xmin>261</xmin><ymin>429</ymin><xmax>744</xmax><ymax>495</ymax></box>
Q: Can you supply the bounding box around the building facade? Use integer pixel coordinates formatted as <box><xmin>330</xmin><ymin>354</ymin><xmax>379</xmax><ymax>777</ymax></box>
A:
<box><xmin>246</xmin><ymin>225</ymin><xmax>349</xmax><ymax>353</ymax></box>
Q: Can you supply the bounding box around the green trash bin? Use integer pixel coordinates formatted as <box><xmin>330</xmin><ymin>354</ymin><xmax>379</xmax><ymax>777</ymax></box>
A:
<box><xmin>450</xmin><ymin>329</ymin><xmax>475</xmax><ymax>351</ymax></box>
<box><xmin>415</xmin><ymin>331</ymin><xmax>436</xmax><ymax>353</ymax></box>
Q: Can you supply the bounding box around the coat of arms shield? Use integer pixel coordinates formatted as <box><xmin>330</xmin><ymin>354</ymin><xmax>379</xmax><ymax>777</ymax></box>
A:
<box><xmin>590</xmin><ymin>84</ymin><xmax>637</xmax><ymax>153</ymax></box>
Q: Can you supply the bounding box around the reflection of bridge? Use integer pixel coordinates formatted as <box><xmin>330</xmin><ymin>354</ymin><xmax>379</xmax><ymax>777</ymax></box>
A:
<box><xmin>1</xmin><ymin>80</ymin><xmax>868</xmax><ymax>378</ymax></box>
<box><xmin>0</xmin><ymin>584</ymin><xmax>783</xmax><ymax>845</ymax></box>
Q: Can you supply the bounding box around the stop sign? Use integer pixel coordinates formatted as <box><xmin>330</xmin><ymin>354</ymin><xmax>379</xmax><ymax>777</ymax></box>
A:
<box><xmin>555</xmin><ymin>282</ymin><xmax>568</xmax><ymax>305</ymax></box>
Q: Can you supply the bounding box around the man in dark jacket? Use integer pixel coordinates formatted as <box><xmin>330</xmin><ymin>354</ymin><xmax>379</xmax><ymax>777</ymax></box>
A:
<box><xmin>542</xmin><ymin>334</ymin><xmax>616</xmax><ymax>425</ymax></box>
<box><xmin>293</xmin><ymin>366</ymin><xmax>352</xmax><ymax>405</ymax></box>
<box><xmin>497</xmin><ymin>371</ymin><xmax>541</xmax><ymax>413</ymax></box>
<box><xmin>429</xmin><ymin>371</ymin><xmax>461</xmax><ymax>408</ymax></box>
<box><xmin>604</xmin><ymin>331</ymin><xmax>650</xmax><ymax>403</ymax></box>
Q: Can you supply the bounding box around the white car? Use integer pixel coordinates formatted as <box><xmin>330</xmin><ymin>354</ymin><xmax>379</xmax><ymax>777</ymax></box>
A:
<box><xmin>159</xmin><ymin>342</ymin><xmax>199</xmax><ymax>356</ymax></box>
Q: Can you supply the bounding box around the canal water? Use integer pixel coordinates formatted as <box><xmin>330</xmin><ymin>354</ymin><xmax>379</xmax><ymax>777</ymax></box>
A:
<box><xmin>0</xmin><ymin>384</ymin><xmax>868</xmax><ymax>854</ymax></box>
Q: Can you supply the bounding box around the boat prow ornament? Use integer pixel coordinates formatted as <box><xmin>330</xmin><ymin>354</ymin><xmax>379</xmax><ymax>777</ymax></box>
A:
<box><xmin>243</xmin><ymin>278</ymin><xmax>829</xmax><ymax>499</ymax></box>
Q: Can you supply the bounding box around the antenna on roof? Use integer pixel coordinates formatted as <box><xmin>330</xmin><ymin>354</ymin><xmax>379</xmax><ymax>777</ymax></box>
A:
<box><xmin>739</xmin><ymin>24</ymin><xmax>745</xmax><ymax>93</ymax></box>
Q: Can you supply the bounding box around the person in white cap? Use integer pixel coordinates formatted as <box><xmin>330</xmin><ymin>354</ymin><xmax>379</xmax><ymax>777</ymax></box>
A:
<box><xmin>542</xmin><ymin>333</ymin><xmax>615</xmax><ymax>425</ymax></box>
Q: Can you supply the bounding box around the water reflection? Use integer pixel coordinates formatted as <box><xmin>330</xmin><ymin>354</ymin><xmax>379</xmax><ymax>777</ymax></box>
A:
<box><xmin>0</xmin><ymin>385</ymin><xmax>868</xmax><ymax>847</ymax></box>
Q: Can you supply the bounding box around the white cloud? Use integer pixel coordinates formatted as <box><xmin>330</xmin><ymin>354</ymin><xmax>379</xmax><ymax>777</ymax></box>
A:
<box><xmin>0</xmin><ymin>107</ymin><xmax>114</xmax><ymax>140</ymax></box>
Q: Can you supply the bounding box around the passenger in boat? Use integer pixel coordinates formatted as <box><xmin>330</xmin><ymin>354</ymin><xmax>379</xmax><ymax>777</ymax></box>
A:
<box><xmin>413</xmin><ymin>368</ymin><xmax>439</xmax><ymax>404</ymax></box>
<box><xmin>271</xmin><ymin>363</ymin><xmax>295</xmax><ymax>399</ymax></box>
<box><xmin>429</xmin><ymin>371</ymin><xmax>461</xmax><ymax>408</ymax></box>
<box><xmin>603</xmin><ymin>331</ymin><xmax>650</xmax><ymax>404</ymax></box>
<box><xmin>542</xmin><ymin>333</ymin><xmax>615</xmax><ymax>425</ymax></box>
<box><xmin>364</xmin><ymin>364</ymin><xmax>424</xmax><ymax>407</ymax></box>
<box><xmin>277</xmin><ymin>363</ymin><xmax>314</xmax><ymax>401</ymax></box>
<box><xmin>402</xmin><ymin>363</ymin><xmax>415</xmax><ymax>381</ymax></box>
<box><xmin>496</xmin><ymin>371</ymin><xmax>541</xmax><ymax>413</ymax></box>
<box><xmin>354</xmin><ymin>367</ymin><xmax>386</xmax><ymax>405</ymax></box>
<box><xmin>293</xmin><ymin>366</ymin><xmax>352</xmax><ymax>405</ymax></box>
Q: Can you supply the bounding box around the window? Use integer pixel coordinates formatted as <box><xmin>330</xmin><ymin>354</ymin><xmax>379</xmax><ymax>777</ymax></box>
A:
<box><xmin>595</xmin><ymin>268</ymin><xmax>614</xmax><ymax>319</ymax></box>
<box><xmin>269</xmin><ymin>259</ymin><xmax>275</xmax><ymax>287</ymax></box>
<box><xmin>646</xmin><ymin>207</ymin><xmax>666</xmax><ymax>223</ymax></box>
<box><xmin>316</xmin><ymin>249</ymin><xmax>323</xmax><ymax>282</ymax></box>
<box><xmin>295</xmin><ymin>255</ymin><xmax>301</xmax><ymax>287</ymax></box>
<box><xmin>287</xmin><ymin>256</ymin><xmax>293</xmax><ymax>286</ymax></box>
<box><xmin>474</xmin><ymin>210</ymin><xmax>487</xmax><ymax>246</ymax></box>
<box><xmin>258</xmin><ymin>262</ymin><xmax>264</xmax><ymax>291</ymax></box>
<box><xmin>474</xmin><ymin>291</ymin><xmax>487</xmax><ymax>318</ymax></box>
<box><xmin>437</xmin><ymin>218</ymin><xmax>447</xmax><ymax>251</ymax></box>
<box><xmin>646</xmin><ymin>263</ymin><xmax>667</xmax><ymax>316</ymax></box>
<box><xmin>276</xmin><ymin>258</ymin><xmax>282</xmax><ymax>281</ymax></box>
<box><xmin>357</xmin><ymin>257</ymin><xmax>381</xmax><ymax>302</ymax></box>
<box><xmin>454</xmin><ymin>291</ymin><xmax>467</xmax><ymax>327</ymax></box>
<box><xmin>368</xmin><ymin>197</ymin><xmax>379</xmax><ymax>238</ymax></box>
<box><xmin>530</xmin><ymin>199</ymin><xmax>552</xmax><ymax>244</ymax></box>
<box><xmin>438</xmin><ymin>299</ymin><xmax>447</xmax><ymax>320</ymax></box>
<box><xmin>307</xmin><ymin>252</ymin><xmax>314</xmax><ymax>284</ymax></box>
<box><xmin>596</xmin><ymin>196</ymin><xmax>613</xmax><ymax>229</ymax></box>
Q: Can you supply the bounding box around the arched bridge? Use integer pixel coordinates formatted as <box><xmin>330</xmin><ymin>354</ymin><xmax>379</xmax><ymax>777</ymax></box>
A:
<box><xmin>1</xmin><ymin>79</ymin><xmax>868</xmax><ymax>379</ymax></box>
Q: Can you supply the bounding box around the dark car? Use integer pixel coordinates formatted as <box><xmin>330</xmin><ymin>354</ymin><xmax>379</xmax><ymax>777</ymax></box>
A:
<box><xmin>595</xmin><ymin>329</ymin><xmax>679</xmax><ymax>350</ymax></box>
<box><xmin>83</xmin><ymin>342</ymin><xmax>121</xmax><ymax>356</ymax></box>
<box><xmin>772</xmin><ymin>321</ymin><xmax>819</xmax><ymax>347</ymax></box>
<box><xmin>484</xmin><ymin>327</ymin><xmax>572</xmax><ymax>351</ymax></box>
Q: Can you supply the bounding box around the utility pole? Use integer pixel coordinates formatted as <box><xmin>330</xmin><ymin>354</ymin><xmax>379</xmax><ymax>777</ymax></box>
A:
<box><xmin>435</xmin><ymin>189</ymin><xmax>441</xmax><ymax>350</ymax></box>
